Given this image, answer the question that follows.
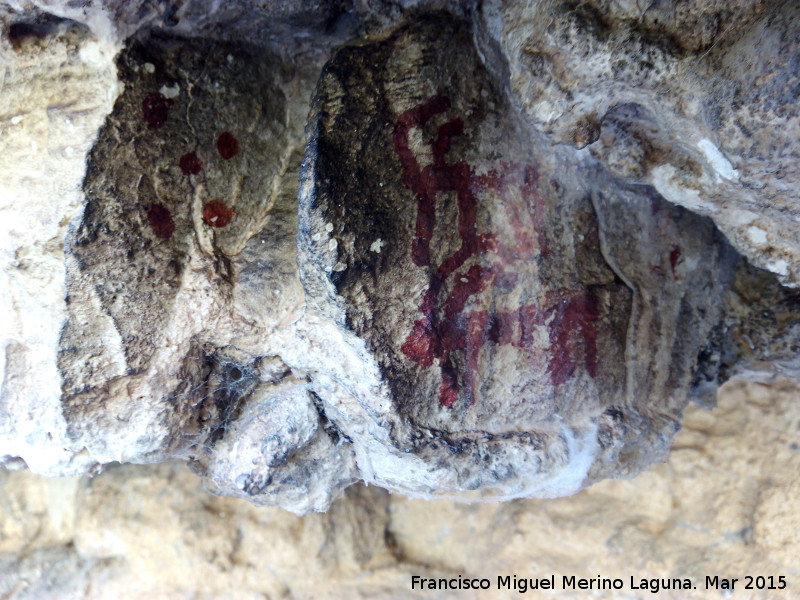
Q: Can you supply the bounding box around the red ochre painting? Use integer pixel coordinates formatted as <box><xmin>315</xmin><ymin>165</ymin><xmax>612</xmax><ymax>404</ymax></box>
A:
<box><xmin>394</xmin><ymin>95</ymin><xmax>599</xmax><ymax>407</ymax></box>
<box><xmin>141</xmin><ymin>91</ymin><xmax>240</xmax><ymax>236</ymax></box>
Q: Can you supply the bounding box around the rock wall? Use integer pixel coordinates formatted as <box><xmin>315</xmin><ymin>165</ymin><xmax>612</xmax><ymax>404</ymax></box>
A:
<box><xmin>1</xmin><ymin>1</ymin><xmax>799</xmax><ymax>596</ymax></box>
<box><xmin>0</xmin><ymin>378</ymin><xmax>797</xmax><ymax>599</ymax></box>
<box><xmin>0</xmin><ymin>0</ymin><xmax>798</xmax><ymax>514</ymax></box>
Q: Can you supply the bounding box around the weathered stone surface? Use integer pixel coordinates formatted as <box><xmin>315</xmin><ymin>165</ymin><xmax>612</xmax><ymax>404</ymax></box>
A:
<box><xmin>0</xmin><ymin>0</ymin><xmax>798</xmax><ymax>516</ymax></box>
<box><xmin>0</xmin><ymin>378</ymin><xmax>797</xmax><ymax>599</ymax></box>
<box><xmin>59</xmin><ymin>32</ymin><xmax>298</xmax><ymax>458</ymax></box>
<box><xmin>0</xmin><ymin>2</ymin><xmax>118</xmax><ymax>476</ymax></box>
<box><xmin>53</xmin><ymin>29</ymin><xmax>357</xmax><ymax>512</ymax></box>
<box><xmin>483</xmin><ymin>0</ymin><xmax>800</xmax><ymax>285</ymax></box>
<box><xmin>300</xmin><ymin>13</ymin><xmax>736</xmax><ymax>495</ymax></box>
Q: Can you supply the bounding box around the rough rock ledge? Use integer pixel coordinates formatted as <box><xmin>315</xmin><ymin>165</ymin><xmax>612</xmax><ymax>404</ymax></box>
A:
<box><xmin>0</xmin><ymin>0</ymin><xmax>798</xmax><ymax>515</ymax></box>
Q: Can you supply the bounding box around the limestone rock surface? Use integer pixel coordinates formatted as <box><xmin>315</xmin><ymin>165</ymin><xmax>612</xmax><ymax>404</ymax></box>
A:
<box><xmin>0</xmin><ymin>378</ymin><xmax>797</xmax><ymax>599</ymax></box>
<box><xmin>0</xmin><ymin>0</ymin><xmax>798</xmax><ymax>515</ymax></box>
<box><xmin>485</xmin><ymin>0</ymin><xmax>800</xmax><ymax>284</ymax></box>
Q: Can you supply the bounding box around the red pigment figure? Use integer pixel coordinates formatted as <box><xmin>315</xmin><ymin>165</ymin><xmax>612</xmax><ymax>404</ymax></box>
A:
<box><xmin>394</xmin><ymin>95</ymin><xmax>598</xmax><ymax>407</ymax></box>
<box><xmin>202</xmin><ymin>199</ymin><xmax>234</xmax><ymax>227</ymax></box>
<box><xmin>669</xmin><ymin>245</ymin><xmax>683</xmax><ymax>280</ymax></box>
<box><xmin>142</xmin><ymin>92</ymin><xmax>173</xmax><ymax>129</ymax></box>
<box><xmin>217</xmin><ymin>132</ymin><xmax>239</xmax><ymax>160</ymax></box>
<box><xmin>147</xmin><ymin>203</ymin><xmax>175</xmax><ymax>239</ymax></box>
<box><xmin>179</xmin><ymin>152</ymin><xmax>203</xmax><ymax>175</ymax></box>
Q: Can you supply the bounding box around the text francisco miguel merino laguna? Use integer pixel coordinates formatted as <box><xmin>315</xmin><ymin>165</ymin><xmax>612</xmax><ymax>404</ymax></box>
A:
<box><xmin>412</xmin><ymin>574</ymin><xmax>736</xmax><ymax>594</ymax></box>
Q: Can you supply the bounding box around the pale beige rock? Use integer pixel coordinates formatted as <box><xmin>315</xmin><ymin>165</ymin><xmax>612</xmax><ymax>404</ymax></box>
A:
<box><xmin>754</xmin><ymin>480</ymin><xmax>800</xmax><ymax>567</ymax></box>
<box><xmin>304</xmin><ymin>377</ymin><xmax>783</xmax><ymax>597</ymax></box>
<box><xmin>1</xmin><ymin>378</ymin><xmax>797</xmax><ymax>599</ymax></box>
<box><xmin>0</xmin><ymin>4</ymin><xmax>120</xmax><ymax>475</ymax></box>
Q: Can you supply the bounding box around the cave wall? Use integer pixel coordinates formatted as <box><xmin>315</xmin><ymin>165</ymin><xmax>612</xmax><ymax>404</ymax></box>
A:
<box><xmin>0</xmin><ymin>378</ymin><xmax>798</xmax><ymax>599</ymax></box>
<box><xmin>0</xmin><ymin>0</ymin><xmax>798</xmax><ymax>514</ymax></box>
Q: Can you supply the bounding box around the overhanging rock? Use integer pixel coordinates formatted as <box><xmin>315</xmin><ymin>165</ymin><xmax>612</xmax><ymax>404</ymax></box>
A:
<box><xmin>1</xmin><ymin>1</ymin><xmax>798</xmax><ymax>514</ymax></box>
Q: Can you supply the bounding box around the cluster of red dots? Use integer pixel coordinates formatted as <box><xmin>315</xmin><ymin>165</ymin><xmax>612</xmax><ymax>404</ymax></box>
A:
<box><xmin>141</xmin><ymin>91</ymin><xmax>239</xmax><ymax>238</ymax></box>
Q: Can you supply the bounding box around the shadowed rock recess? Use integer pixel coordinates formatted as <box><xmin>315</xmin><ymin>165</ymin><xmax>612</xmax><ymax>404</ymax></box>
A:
<box><xmin>1</xmin><ymin>0</ymin><xmax>799</xmax><ymax>514</ymax></box>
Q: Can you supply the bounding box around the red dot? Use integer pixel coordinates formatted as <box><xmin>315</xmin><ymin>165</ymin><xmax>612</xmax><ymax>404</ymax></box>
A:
<box><xmin>202</xmin><ymin>200</ymin><xmax>234</xmax><ymax>228</ymax></box>
<box><xmin>179</xmin><ymin>152</ymin><xmax>202</xmax><ymax>175</ymax></box>
<box><xmin>142</xmin><ymin>92</ymin><xmax>173</xmax><ymax>129</ymax></box>
<box><xmin>147</xmin><ymin>204</ymin><xmax>175</xmax><ymax>239</ymax></box>
<box><xmin>217</xmin><ymin>132</ymin><xmax>238</xmax><ymax>159</ymax></box>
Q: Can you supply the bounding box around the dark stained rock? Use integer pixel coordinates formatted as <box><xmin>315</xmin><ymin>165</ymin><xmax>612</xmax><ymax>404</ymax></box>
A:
<box><xmin>299</xmin><ymin>12</ymin><xmax>737</xmax><ymax>497</ymax></box>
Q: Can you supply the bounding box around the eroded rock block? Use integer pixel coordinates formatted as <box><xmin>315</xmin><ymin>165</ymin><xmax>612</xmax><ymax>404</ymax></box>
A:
<box><xmin>486</xmin><ymin>0</ymin><xmax>800</xmax><ymax>284</ymax></box>
<box><xmin>56</xmin><ymin>32</ymin><xmax>351</xmax><ymax>509</ymax></box>
<box><xmin>300</xmin><ymin>13</ymin><xmax>736</xmax><ymax>497</ymax></box>
<box><xmin>1</xmin><ymin>1</ymin><xmax>797</xmax><ymax>514</ymax></box>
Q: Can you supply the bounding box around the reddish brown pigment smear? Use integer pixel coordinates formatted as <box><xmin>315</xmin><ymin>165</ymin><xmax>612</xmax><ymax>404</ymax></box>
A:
<box><xmin>142</xmin><ymin>92</ymin><xmax>173</xmax><ymax>129</ymax></box>
<box><xmin>545</xmin><ymin>293</ymin><xmax>600</xmax><ymax>385</ymax></box>
<box><xmin>147</xmin><ymin>203</ymin><xmax>175</xmax><ymax>239</ymax></box>
<box><xmin>395</xmin><ymin>95</ymin><xmax>598</xmax><ymax>407</ymax></box>
<box><xmin>217</xmin><ymin>132</ymin><xmax>239</xmax><ymax>160</ymax></box>
<box><xmin>202</xmin><ymin>200</ymin><xmax>234</xmax><ymax>227</ymax></box>
<box><xmin>179</xmin><ymin>152</ymin><xmax>202</xmax><ymax>175</ymax></box>
<box><xmin>669</xmin><ymin>245</ymin><xmax>683</xmax><ymax>280</ymax></box>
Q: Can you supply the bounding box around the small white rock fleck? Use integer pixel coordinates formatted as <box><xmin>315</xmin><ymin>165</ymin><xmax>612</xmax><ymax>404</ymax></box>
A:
<box><xmin>159</xmin><ymin>83</ymin><xmax>180</xmax><ymax>99</ymax></box>
<box><xmin>227</xmin><ymin>54</ymin><xmax>234</xmax><ymax>64</ymax></box>
<box><xmin>767</xmin><ymin>259</ymin><xmax>789</xmax><ymax>277</ymax></box>
<box><xmin>325</xmin><ymin>223</ymin><xmax>334</xmax><ymax>232</ymax></box>
<box><xmin>328</xmin><ymin>238</ymin><xmax>338</xmax><ymax>251</ymax></box>
<box><xmin>10</xmin><ymin>115</ymin><xmax>23</xmax><ymax>125</ymax></box>
<box><xmin>312</xmin><ymin>232</ymin><xmax>323</xmax><ymax>242</ymax></box>
<box><xmin>747</xmin><ymin>226</ymin><xmax>767</xmax><ymax>245</ymax></box>
<box><xmin>697</xmin><ymin>138</ymin><xmax>738</xmax><ymax>181</ymax></box>
<box><xmin>460</xmin><ymin>277</ymin><xmax>469</xmax><ymax>283</ymax></box>
<box><xmin>333</xmin><ymin>262</ymin><xmax>347</xmax><ymax>272</ymax></box>
<box><xmin>370</xmin><ymin>239</ymin><xmax>384</xmax><ymax>253</ymax></box>
<box><xmin>144</xmin><ymin>62</ymin><xmax>155</xmax><ymax>74</ymax></box>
